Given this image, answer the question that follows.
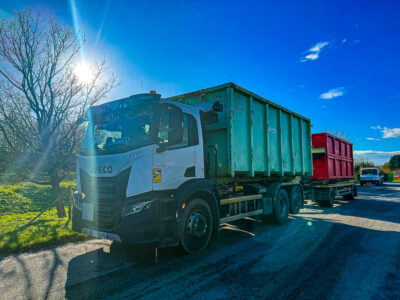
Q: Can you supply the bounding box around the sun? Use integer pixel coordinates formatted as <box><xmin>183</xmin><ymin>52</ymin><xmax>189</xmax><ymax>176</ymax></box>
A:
<box><xmin>74</xmin><ymin>62</ymin><xmax>94</xmax><ymax>84</ymax></box>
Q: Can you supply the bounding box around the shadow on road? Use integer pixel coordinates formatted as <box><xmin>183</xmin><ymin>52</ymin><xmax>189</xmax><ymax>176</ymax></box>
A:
<box><xmin>63</xmin><ymin>219</ymin><xmax>268</xmax><ymax>299</ymax></box>
<box><xmin>64</xmin><ymin>216</ymin><xmax>400</xmax><ymax>299</ymax></box>
<box><xmin>63</xmin><ymin>184</ymin><xmax>400</xmax><ymax>299</ymax></box>
<box><xmin>338</xmin><ymin>198</ymin><xmax>400</xmax><ymax>225</ymax></box>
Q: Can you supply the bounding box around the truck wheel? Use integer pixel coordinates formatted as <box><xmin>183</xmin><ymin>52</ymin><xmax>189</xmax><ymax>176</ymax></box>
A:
<box><xmin>179</xmin><ymin>198</ymin><xmax>213</xmax><ymax>254</ymax></box>
<box><xmin>289</xmin><ymin>185</ymin><xmax>303</xmax><ymax>214</ymax></box>
<box><xmin>271</xmin><ymin>189</ymin><xmax>289</xmax><ymax>224</ymax></box>
<box><xmin>327</xmin><ymin>189</ymin><xmax>335</xmax><ymax>207</ymax></box>
<box><xmin>343</xmin><ymin>192</ymin><xmax>354</xmax><ymax>200</ymax></box>
<box><xmin>318</xmin><ymin>189</ymin><xmax>335</xmax><ymax>207</ymax></box>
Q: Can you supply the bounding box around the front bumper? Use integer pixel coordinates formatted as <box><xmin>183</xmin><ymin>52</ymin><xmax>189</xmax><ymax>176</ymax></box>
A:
<box><xmin>360</xmin><ymin>180</ymin><xmax>380</xmax><ymax>185</ymax></box>
<box><xmin>72</xmin><ymin>191</ymin><xmax>179</xmax><ymax>246</ymax></box>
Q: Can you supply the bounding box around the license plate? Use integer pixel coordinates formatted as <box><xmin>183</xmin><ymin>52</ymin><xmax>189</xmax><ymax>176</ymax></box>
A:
<box><xmin>81</xmin><ymin>228</ymin><xmax>121</xmax><ymax>242</ymax></box>
<box><xmin>82</xmin><ymin>202</ymin><xmax>94</xmax><ymax>221</ymax></box>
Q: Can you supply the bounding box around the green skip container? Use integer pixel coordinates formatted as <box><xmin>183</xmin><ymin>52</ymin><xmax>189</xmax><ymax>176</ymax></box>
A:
<box><xmin>168</xmin><ymin>83</ymin><xmax>313</xmax><ymax>182</ymax></box>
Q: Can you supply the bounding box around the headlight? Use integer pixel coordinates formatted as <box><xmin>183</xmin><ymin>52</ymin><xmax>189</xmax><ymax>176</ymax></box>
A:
<box><xmin>123</xmin><ymin>200</ymin><xmax>153</xmax><ymax>216</ymax></box>
<box><xmin>73</xmin><ymin>191</ymin><xmax>82</xmax><ymax>210</ymax></box>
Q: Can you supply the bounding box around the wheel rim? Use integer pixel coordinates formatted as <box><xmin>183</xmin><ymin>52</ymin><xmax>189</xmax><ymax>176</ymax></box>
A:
<box><xmin>187</xmin><ymin>211</ymin><xmax>208</xmax><ymax>239</ymax></box>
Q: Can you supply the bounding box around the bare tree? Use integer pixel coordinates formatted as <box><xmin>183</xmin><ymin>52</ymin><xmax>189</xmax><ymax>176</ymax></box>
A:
<box><xmin>389</xmin><ymin>155</ymin><xmax>400</xmax><ymax>173</ymax></box>
<box><xmin>324</xmin><ymin>129</ymin><xmax>349</xmax><ymax>141</ymax></box>
<box><xmin>354</xmin><ymin>157</ymin><xmax>376</xmax><ymax>179</ymax></box>
<box><xmin>0</xmin><ymin>9</ymin><xmax>118</xmax><ymax>217</ymax></box>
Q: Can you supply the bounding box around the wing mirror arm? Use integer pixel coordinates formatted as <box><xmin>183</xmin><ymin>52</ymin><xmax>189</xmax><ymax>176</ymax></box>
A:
<box><xmin>156</xmin><ymin>145</ymin><xmax>166</xmax><ymax>153</ymax></box>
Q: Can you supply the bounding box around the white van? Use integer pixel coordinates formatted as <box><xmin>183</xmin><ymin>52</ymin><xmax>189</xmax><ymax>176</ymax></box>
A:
<box><xmin>360</xmin><ymin>168</ymin><xmax>384</xmax><ymax>186</ymax></box>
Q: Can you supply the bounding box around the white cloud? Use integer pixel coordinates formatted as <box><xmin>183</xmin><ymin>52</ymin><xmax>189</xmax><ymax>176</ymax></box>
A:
<box><xmin>371</xmin><ymin>126</ymin><xmax>400</xmax><ymax>138</ymax></box>
<box><xmin>300</xmin><ymin>41</ymin><xmax>330</xmax><ymax>62</ymax></box>
<box><xmin>387</xmin><ymin>94</ymin><xmax>400</xmax><ymax>100</ymax></box>
<box><xmin>354</xmin><ymin>150</ymin><xmax>400</xmax><ymax>155</ymax></box>
<box><xmin>304</xmin><ymin>53</ymin><xmax>319</xmax><ymax>60</ymax></box>
<box><xmin>366</xmin><ymin>137</ymin><xmax>380</xmax><ymax>141</ymax></box>
<box><xmin>309</xmin><ymin>42</ymin><xmax>329</xmax><ymax>52</ymax></box>
<box><xmin>342</xmin><ymin>38</ymin><xmax>347</xmax><ymax>44</ymax></box>
<box><xmin>320</xmin><ymin>87</ymin><xmax>346</xmax><ymax>99</ymax></box>
<box><xmin>354</xmin><ymin>150</ymin><xmax>400</xmax><ymax>165</ymax></box>
<box><xmin>382</xmin><ymin>127</ymin><xmax>400</xmax><ymax>138</ymax></box>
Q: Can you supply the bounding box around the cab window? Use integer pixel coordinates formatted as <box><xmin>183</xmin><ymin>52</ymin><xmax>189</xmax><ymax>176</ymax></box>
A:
<box><xmin>158</xmin><ymin>109</ymin><xmax>198</xmax><ymax>149</ymax></box>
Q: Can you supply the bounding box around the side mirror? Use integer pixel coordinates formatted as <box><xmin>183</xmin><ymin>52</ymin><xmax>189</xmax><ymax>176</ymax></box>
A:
<box><xmin>156</xmin><ymin>145</ymin><xmax>166</xmax><ymax>153</ymax></box>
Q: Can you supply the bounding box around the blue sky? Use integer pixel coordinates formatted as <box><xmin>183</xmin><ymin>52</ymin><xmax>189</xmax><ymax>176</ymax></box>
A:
<box><xmin>1</xmin><ymin>0</ymin><xmax>399</xmax><ymax>164</ymax></box>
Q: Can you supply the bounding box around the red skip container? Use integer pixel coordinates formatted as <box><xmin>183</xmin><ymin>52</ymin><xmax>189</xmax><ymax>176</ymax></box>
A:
<box><xmin>311</xmin><ymin>133</ymin><xmax>354</xmax><ymax>180</ymax></box>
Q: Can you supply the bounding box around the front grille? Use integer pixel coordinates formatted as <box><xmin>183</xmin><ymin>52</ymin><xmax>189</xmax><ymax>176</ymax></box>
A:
<box><xmin>80</xmin><ymin>167</ymin><xmax>131</xmax><ymax>229</ymax></box>
<box><xmin>80</xmin><ymin>167</ymin><xmax>131</xmax><ymax>202</ymax></box>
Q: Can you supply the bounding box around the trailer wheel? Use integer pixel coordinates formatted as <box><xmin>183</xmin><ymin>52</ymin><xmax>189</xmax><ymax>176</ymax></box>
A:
<box><xmin>327</xmin><ymin>189</ymin><xmax>335</xmax><ymax>207</ymax></box>
<box><xmin>318</xmin><ymin>189</ymin><xmax>335</xmax><ymax>207</ymax></box>
<box><xmin>289</xmin><ymin>185</ymin><xmax>303</xmax><ymax>214</ymax></box>
<box><xmin>271</xmin><ymin>189</ymin><xmax>289</xmax><ymax>224</ymax></box>
<box><xmin>179</xmin><ymin>198</ymin><xmax>213</xmax><ymax>254</ymax></box>
<box><xmin>343</xmin><ymin>193</ymin><xmax>354</xmax><ymax>200</ymax></box>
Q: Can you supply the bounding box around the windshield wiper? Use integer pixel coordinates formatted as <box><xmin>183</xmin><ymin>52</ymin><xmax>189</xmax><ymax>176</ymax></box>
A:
<box><xmin>103</xmin><ymin>143</ymin><xmax>128</xmax><ymax>148</ymax></box>
<box><xmin>102</xmin><ymin>143</ymin><xmax>131</xmax><ymax>149</ymax></box>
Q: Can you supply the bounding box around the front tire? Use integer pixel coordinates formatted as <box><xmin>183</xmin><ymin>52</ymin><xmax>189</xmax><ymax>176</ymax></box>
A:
<box><xmin>179</xmin><ymin>198</ymin><xmax>213</xmax><ymax>254</ymax></box>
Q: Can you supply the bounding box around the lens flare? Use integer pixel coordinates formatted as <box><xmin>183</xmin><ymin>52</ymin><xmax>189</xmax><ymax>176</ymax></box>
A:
<box><xmin>74</xmin><ymin>62</ymin><xmax>94</xmax><ymax>84</ymax></box>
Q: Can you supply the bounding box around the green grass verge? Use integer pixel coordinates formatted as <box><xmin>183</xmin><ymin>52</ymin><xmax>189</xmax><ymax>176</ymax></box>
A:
<box><xmin>0</xmin><ymin>181</ymin><xmax>85</xmax><ymax>256</ymax></box>
<box><xmin>0</xmin><ymin>209</ymin><xmax>85</xmax><ymax>256</ymax></box>
<box><xmin>0</xmin><ymin>181</ymin><xmax>76</xmax><ymax>215</ymax></box>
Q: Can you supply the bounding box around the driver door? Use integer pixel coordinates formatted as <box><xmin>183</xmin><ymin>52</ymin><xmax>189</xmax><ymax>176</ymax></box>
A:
<box><xmin>153</xmin><ymin>105</ymin><xmax>198</xmax><ymax>191</ymax></box>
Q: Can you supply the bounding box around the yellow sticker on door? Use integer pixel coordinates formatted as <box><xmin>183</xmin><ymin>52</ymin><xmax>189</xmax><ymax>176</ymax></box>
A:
<box><xmin>153</xmin><ymin>168</ymin><xmax>161</xmax><ymax>183</ymax></box>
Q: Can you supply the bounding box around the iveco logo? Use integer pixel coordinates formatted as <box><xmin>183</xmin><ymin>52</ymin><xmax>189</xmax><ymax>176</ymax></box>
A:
<box><xmin>90</xmin><ymin>166</ymin><xmax>113</xmax><ymax>174</ymax></box>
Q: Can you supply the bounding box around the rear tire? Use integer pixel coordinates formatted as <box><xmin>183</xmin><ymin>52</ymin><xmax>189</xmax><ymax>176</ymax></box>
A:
<box><xmin>289</xmin><ymin>185</ymin><xmax>303</xmax><ymax>214</ymax></box>
<box><xmin>179</xmin><ymin>198</ymin><xmax>213</xmax><ymax>254</ymax></box>
<box><xmin>271</xmin><ymin>189</ymin><xmax>290</xmax><ymax>224</ymax></box>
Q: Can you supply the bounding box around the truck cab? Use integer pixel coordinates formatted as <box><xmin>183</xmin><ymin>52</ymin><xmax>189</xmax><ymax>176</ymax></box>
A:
<box><xmin>360</xmin><ymin>168</ymin><xmax>383</xmax><ymax>186</ymax></box>
<box><xmin>72</xmin><ymin>92</ymin><xmax>216</xmax><ymax>251</ymax></box>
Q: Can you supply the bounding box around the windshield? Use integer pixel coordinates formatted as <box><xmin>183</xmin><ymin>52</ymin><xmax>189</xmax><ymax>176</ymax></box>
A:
<box><xmin>362</xmin><ymin>169</ymin><xmax>378</xmax><ymax>175</ymax></box>
<box><xmin>81</xmin><ymin>104</ymin><xmax>156</xmax><ymax>155</ymax></box>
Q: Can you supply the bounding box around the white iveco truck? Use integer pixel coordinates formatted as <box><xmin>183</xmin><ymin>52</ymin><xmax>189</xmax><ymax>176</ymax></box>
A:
<box><xmin>72</xmin><ymin>83</ymin><xmax>313</xmax><ymax>253</ymax></box>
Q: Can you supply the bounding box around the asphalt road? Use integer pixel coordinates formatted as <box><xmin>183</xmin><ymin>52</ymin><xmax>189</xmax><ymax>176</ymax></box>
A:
<box><xmin>1</xmin><ymin>183</ymin><xmax>400</xmax><ymax>299</ymax></box>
